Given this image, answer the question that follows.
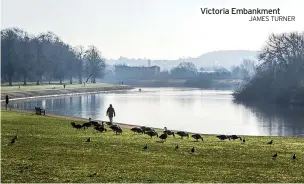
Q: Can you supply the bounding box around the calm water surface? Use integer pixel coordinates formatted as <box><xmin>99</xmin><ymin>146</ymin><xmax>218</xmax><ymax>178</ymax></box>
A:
<box><xmin>9</xmin><ymin>88</ymin><xmax>304</xmax><ymax>136</ymax></box>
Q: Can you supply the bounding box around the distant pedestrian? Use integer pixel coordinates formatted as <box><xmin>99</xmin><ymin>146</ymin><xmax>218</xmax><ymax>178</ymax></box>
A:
<box><xmin>106</xmin><ymin>104</ymin><xmax>116</xmax><ymax>123</ymax></box>
<box><xmin>292</xmin><ymin>154</ymin><xmax>296</xmax><ymax>160</ymax></box>
<box><xmin>63</xmin><ymin>84</ymin><xmax>66</xmax><ymax>89</ymax></box>
<box><xmin>5</xmin><ymin>95</ymin><xmax>9</xmax><ymax>110</ymax></box>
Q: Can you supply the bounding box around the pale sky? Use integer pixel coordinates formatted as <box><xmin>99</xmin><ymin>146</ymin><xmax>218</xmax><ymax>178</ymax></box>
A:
<box><xmin>1</xmin><ymin>0</ymin><xmax>304</xmax><ymax>60</ymax></box>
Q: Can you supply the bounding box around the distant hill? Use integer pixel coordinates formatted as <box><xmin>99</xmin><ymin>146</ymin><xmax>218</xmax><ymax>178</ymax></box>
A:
<box><xmin>106</xmin><ymin>50</ymin><xmax>259</xmax><ymax>70</ymax></box>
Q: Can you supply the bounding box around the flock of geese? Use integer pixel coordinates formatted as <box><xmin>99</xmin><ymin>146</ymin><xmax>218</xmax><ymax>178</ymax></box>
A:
<box><xmin>7</xmin><ymin>117</ymin><xmax>298</xmax><ymax>161</ymax></box>
<box><xmin>6</xmin><ymin>118</ymin><xmax>297</xmax><ymax>161</ymax></box>
<box><xmin>70</xmin><ymin>118</ymin><xmax>298</xmax><ymax>161</ymax></box>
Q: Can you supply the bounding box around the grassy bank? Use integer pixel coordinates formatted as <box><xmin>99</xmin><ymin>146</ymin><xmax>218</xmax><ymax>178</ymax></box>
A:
<box><xmin>1</xmin><ymin>83</ymin><xmax>133</xmax><ymax>101</ymax></box>
<box><xmin>1</xmin><ymin>110</ymin><xmax>304</xmax><ymax>183</ymax></box>
<box><xmin>1</xmin><ymin>82</ymin><xmax>119</xmax><ymax>92</ymax></box>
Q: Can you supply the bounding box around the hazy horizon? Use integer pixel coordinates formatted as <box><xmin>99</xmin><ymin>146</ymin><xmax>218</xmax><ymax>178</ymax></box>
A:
<box><xmin>108</xmin><ymin>49</ymin><xmax>259</xmax><ymax>61</ymax></box>
<box><xmin>1</xmin><ymin>0</ymin><xmax>304</xmax><ymax>60</ymax></box>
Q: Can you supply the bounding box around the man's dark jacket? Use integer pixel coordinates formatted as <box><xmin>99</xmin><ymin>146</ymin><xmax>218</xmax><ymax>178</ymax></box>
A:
<box><xmin>107</xmin><ymin>107</ymin><xmax>115</xmax><ymax>117</ymax></box>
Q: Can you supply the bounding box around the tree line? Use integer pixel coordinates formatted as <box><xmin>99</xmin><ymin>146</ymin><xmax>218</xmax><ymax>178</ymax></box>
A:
<box><xmin>170</xmin><ymin>60</ymin><xmax>255</xmax><ymax>79</ymax></box>
<box><xmin>1</xmin><ymin>28</ymin><xmax>106</xmax><ymax>86</ymax></box>
<box><xmin>114</xmin><ymin>60</ymin><xmax>254</xmax><ymax>81</ymax></box>
<box><xmin>234</xmin><ymin>32</ymin><xmax>304</xmax><ymax>105</ymax></box>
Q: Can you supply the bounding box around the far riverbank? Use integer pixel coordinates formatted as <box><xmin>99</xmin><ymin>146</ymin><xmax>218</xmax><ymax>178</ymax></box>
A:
<box><xmin>1</xmin><ymin>83</ymin><xmax>133</xmax><ymax>101</ymax></box>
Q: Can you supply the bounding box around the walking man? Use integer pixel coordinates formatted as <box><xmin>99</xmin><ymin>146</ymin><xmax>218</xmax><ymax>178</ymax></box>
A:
<box><xmin>106</xmin><ymin>104</ymin><xmax>116</xmax><ymax>123</ymax></box>
<box><xmin>5</xmin><ymin>95</ymin><xmax>9</xmax><ymax>110</ymax></box>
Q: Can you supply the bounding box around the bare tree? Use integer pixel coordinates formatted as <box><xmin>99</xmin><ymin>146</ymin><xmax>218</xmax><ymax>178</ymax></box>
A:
<box><xmin>1</xmin><ymin>28</ymin><xmax>107</xmax><ymax>86</ymax></box>
<box><xmin>84</xmin><ymin>45</ymin><xmax>106</xmax><ymax>83</ymax></box>
<box><xmin>234</xmin><ymin>32</ymin><xmax>304</xmax><ymax>104</ymax></box>
<box><xmin>42</xmin><ymin>32</ymin><xmax>62</xmax><ymax>84</ymax></box>
<box><xmin>74</xmin><ymin>46</ymin><xmax>85</xmax><ymax>84</ymax></box>
<box><xmin>170</xmin><ymin>62</ymin><xmax>198</xmax><ymax>79</ymax></box>
<box><xmin>17</xmin><ymin>31</ymin><xmax>35</xmax><ymax>85</ymax></box>
<box><xmin>240</xmin><ymin>59</ymin><xmax>256</xmax><ymax>80</ymax></box>
<box><xmin>32</xmin><ymin>33</ymin><xmax>49</xmax><ymax>85</ymax></box>
<box><xmin>1</xmin><ymin>28</ymin><xmax>23</xmax><ymax>86</ymax></box>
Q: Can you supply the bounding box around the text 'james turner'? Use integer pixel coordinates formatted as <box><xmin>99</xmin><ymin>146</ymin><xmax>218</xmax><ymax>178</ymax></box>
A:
<box><xmin>200</xmin><ymin>8</ymin><xmax>281</xmax><ymax>15</ymax></box>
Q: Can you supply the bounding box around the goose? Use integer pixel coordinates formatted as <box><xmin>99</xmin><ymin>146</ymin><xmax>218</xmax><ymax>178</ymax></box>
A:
<box><xmin>82</xmin><ymin>122</ymin><xmax>92</xmax><ymax>129</ymax></box>
<box><xmin>109</xmin><ymin>125</ymin><xmax>122</xmax><ymax>135</ymax></box>
<box><xmin>192</xmin><ymin>134</ymin><xmax>203</xmax><ymax>142</ymax></box>
<box><xmin>272</xmin><ymin>152</ymin><xmax>278</xmax><ymax>159</ymax></box>
<box><xmin>144</xmin><ymin>127</ymin><xmax>155</xmax><ymax>133</ymax></box>
<box><xmin>140</xmin><ymin>126</ymin><xmax>148</xmax><ymax>131</ymax></box>
<box><xmin>131</xmin><ymin>127</ymin><xmax>144</xmax><ymax>134</ymax></box>
<box><xmin>100</xmin><ymin>121</ymin><xmax>105</xmax><ymax>128</ymax></box>
<box><xmin>191</xmin><ymin>147</ymin><xmax>195</xmax><ymax>153</ymax></box>
<box><xmin>267</xmin><ymin>140</ymin><xmax>273</xmax><ymax>145</ymax></box>
<box><xmin>145</xmin><ymin>131</ymin><xmax>158</xmax><ymax>138</ymax></box>
<box><xmin>143</xmin><ymin>144</ymin><xmax>148</xmax><ymax>150</ymax></box>
<box><xmin>228</xmin><ymin>135</ymin><xmax>242</xmax><ymax>140</ymax></box>
<box><xmin>164</xmin><ymin>127</ymin><xmax>175</xmax><ymax>137</ymax></box>
<box><xmin>109</xmin><ymin>125</ymin><xmax>120</xmax><ymax>132</ymax></box>
<box><xmin>91</xmin><ymin>121</ymin><xmax>99</xmax><ymax>126</ymax></box>
<box><xmin>216</xmin><ymin>135</ymin><xmax>229</xmax><ymax>140</ymax></box>
<box><xmin>159</xmin><ymin>133</ymin><xmax>168</xmax><ymax>141</ymax></box>
<box><xmin>115</xmin><ymin>127</ymin><xmax>123</xmax><ymax>135</ymax></box>
<box><xmin>140</xmin><ymin>126</ymin><xmax>155</xmax><ymax>133</ymax></box>
<box><xmin>292</xmin><ymin>154</ymin><xmax>296</xmax><ymax>160</ymax></box>
<box><xmin>242</xmin><ymin>138</ymin><xmax>246</xmax><ymax>143</ymax></box>
<box><xmin>86</xmin><ymin>137</ymin><xmax>91</xmax><ymax>142</ymax></box>
<box><xmin>89</xmin><ymin>118</ymin><xmax>100</xmax><ymax>126</ymax></box>
<box><xmin>10</xmin><ymin>137</ymin><xmax>16</xmax><ymax>145</ymax></box>
<box><xmin>176</xmin><ymin>131</ymin><xmax>189</xmax><ymax>138</ymax></box>
<box><xmin>71</xmin><ymin>122</ymin><xmax>82</xmax><ymax>130</ymax></box>
<box><xmin>94</xmin><ymin>126</ymin><xmax>107</xmax><ymax>133</ymax></box>
<box><xmin>105</xmin><ymin>121</ymin><xmax>113</xmax><ymax>126</ymax></box>
<box><xmin>88</xmin><ymin>173</ymin><xmax>97</xmax><ymax>177</ymax></box>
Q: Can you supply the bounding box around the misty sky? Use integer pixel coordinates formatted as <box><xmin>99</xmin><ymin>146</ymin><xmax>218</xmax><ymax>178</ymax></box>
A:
<box><xmin>1</xmin><ymin>0</ymin><xmax>304</xmax><ymax>60</ymax></box>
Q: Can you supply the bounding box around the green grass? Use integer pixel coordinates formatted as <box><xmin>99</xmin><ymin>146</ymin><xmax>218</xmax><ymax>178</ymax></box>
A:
<box><xmin>1</xmin><ymin>82</ymin><xmax>118</xmax><ymax>92</ymax></box>
<box><xmin>1</xmin><ymin>110</ymin><xmax>304</xmax><ymax>183</ymax></box>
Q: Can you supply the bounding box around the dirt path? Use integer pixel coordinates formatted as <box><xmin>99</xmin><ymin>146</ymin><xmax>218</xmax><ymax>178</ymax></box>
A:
<box><xmin>2</xmin><ymin>108</ymin><xmax>140</xmax><ymax>130</ymax></box>
<box><xmin>1</xmin><ymin>84</ymin><xmax>143</xmax><ymax>130</ymax></box>
<box><xmin>1</xmin><ymin>85</ymin><xmax>133</xmax><ymax>101</ymax></box>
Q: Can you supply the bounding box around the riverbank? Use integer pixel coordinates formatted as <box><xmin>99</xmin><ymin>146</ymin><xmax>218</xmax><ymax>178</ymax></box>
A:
<box><xmin>3</xmin><ymin>108</ymin><xmax>138</xmax><ymax>130</ymax></box>
<box><xmin>1</xmin><ymin>83</ymin><xmax>133</xmax><ymax>101</ymax></box>
<box><xmin>232</xmin><ymin>81</ymin><xmax>304</xmax><ymax>106</ymax></box>
<box><xmin>2</xmin><ymin>110</ymin><xmax>304</xmax><ymax>183</ymax></box>
<box><xmin>121</xmin><ymin>79</ymin><xmax>240</xmax><ymax>90</ymax></box>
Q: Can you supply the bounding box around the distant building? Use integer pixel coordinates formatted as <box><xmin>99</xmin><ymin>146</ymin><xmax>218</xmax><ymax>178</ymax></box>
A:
<box><xmin>115</xmin><ymin>65</ymin><xmax>160</xmax><ymax>80</ymax></box>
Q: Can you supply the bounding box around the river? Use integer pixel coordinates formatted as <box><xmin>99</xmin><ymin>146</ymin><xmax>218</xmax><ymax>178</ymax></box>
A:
<box><xmin>8</xmin><ymin>87</ymin><xmax>304</xmax><ymax>136</ymax></box>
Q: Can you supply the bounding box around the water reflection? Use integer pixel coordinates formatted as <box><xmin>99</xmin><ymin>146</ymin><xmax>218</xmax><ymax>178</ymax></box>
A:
<box><xmin>8</xmin><ymin>88</ymin><xmax>304</xmax><ymax>136</ymax></box>
<box><xmin>239</xmin><ymin>102</ymin><xmax>304</xmax><ymax>136</ymax></box>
